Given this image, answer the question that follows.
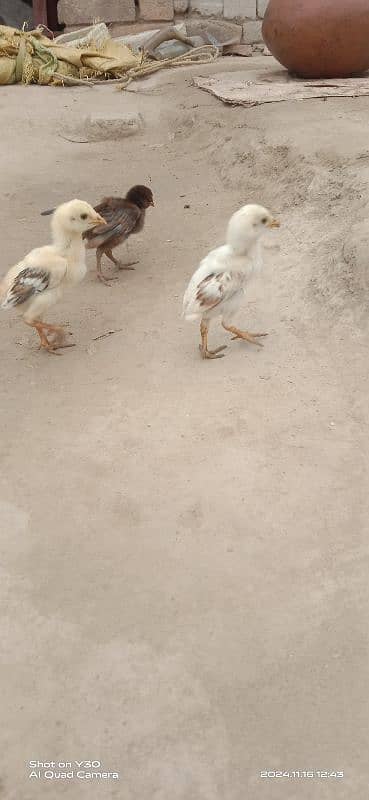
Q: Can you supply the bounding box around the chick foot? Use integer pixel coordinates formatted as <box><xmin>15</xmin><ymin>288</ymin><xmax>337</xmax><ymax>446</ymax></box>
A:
<box><xmin>40</xmin><ymin>340</ymin><xmax>75</xmax><ymax>354</ymax></box>
<box><xmin>96</xmin><ymin>249</ymin><xmax>120</xmax><ymax>286</ymax></box>
<box><xmin>105</xmin><ymin>248</ymin><xmax>137</xmax><ymax>270</ymax></box>
<box><xmin>199</xmin><ymin>321</ymin><xmax>227</xmax><ymax>359</ymax></box>
<box><xmin>34</xmin><ymin>322</ymin><xmax>75</xmax><ymax>354</ymax></box>
<box><xmin>49</xmin><ymin>326</ymin><xmax>74</xmax><ymax>346</ymax></box>
<box><xmin>222</xmin><ymin>323</ymin><xmax>268</xmax><ymax>347</ymax></box>
<box><xmin>48</xmin><ymin>337</ymin><xmax>76</xmax><ymax>351</ymax></box>
<box><xmin>97</xmin><ymin>272</ymin><xmax>119</xmax><ymax>287</ymax></box>
<box><xmin>117</xmin><ymin>261</ymin><xmax>138</xmax><ymax>270</ymax></box>
<box><xmin>199</xmin><ymin>344</ymin><xmax>227</xmax><ymax>360</ymax></box>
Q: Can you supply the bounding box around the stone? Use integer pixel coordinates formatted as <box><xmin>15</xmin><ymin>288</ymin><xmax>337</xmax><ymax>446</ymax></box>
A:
<box><xmin>58</xmin><ymin>0</ymin><xmax>136</xmax><ymax>25</ymax></box>
<box><xmin>116</xmin><ymin>22</ymin><xmax>186</xmax><ymax>51</ymax></box>
<box><xmin>223</xmin><ymin>43</ymin><xmax>253</xmax><ymax>55</ymax></box>
<box><xmin>109</xmin><ymin>21</ymin><xmax>167</xmax><ymax>35</ymax></box>
<box><xmin>174</xmin><ymin>0</ymin><xmax>189</xmax><ymax>11</ymax></box>
<box><xmin>190</xmin><ymin>0</ymin><xmax>223</xmax><ymax>17</ymax></box>
<box><xmin>186</xmin><ymin>18</ymin><xmax>242</xmax><ymax>44</ymax></box>
<box><xmin>243</xmin><ymin>19</ymin><xmax>263</xmax><ymax>43</ymax></box>
<box><xmin>257</xmin><ymin>0</ymin><xmax>269</xmax><ymax>17</ymax></box>
<box><xmin>224</xmin><ymin>0</ymin><xmax>256</xmax><ymax>19</ymax></box>
<box><xmin>84</xmin><ymin>113</ymin><xmax>144</xmax><ymax>141</ymax></box>
<box><xmin>138</xmin><ymin>0</ymin><xmax>174</xmax><ymax>20</ymax></box>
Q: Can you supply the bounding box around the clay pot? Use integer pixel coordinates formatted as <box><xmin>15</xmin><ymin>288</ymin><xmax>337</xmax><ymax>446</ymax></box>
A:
<box><xmin>262</xmin><ymin>0</ymin><xmax>369</xmax><ymax>78</ymax></box>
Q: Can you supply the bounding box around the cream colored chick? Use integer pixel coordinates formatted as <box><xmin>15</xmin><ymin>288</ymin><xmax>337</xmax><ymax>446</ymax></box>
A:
<box><xmin>183</xmin><ymin>204</ymin><xmax>280</xmax><ymax>359</ymax></box>
<box><xmin>1</xmin><ymin>200</ymin><xmax>105</xmax><ymax>354</ymax></box>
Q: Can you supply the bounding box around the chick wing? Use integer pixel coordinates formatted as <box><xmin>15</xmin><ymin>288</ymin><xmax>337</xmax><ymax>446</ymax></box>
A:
<box><xmin>1</xmin><ymin>261</ymin><xmax>66</xmax><ymax>309</ymax></box>
<box><xmin>84</xmin><ymin>199</ymin><xmax>141</xmax><ymax>249</ymax></box>
<box><xmin>184</xmin><ymin>270</ymin><xmax>242</xmax><ymax>320</ymax></box>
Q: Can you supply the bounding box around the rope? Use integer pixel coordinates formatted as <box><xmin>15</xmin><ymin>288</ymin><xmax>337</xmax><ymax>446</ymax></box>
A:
<box><xmin>115</xmin><ymin>45</ymin><xmax>220</xmax><ymax>90</ymax></box>
<box><xmin>53</xmin><ymin>72</ymin><xmax>95</xmax><ymax>86</ymax></box>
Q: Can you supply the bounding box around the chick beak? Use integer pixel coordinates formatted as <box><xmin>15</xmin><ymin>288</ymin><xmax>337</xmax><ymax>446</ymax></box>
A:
<box><xmin>268</xmin><ymin>218</ymin><xmax>280</xmax><ymax>229</ymax></box>
<box><xmin>149</xmin><ymin>199</ymin><xmax>155</xmax><ymax>207</ymax></box>
<box><xmin>93</xmin><ymin>214</ymin><xmax>106</xmax><ymax>226</ymax></box>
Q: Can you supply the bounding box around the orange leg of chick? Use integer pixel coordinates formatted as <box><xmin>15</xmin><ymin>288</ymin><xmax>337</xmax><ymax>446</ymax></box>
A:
<box><xmin>222</xmin><ymin>322</ymin><xmax>268</xmax><ymax>347</ymax></box>
<box><xmin>26</xmin><ymin>321</ymin><xmax>74</xmax><ymax>355</ymax></box>
<box><xmin>199</xmin><ymin>320</ymin><xmax>227</xmax><ymax>360</ymax></box>
<box><xmin>106</xmin><ymin>248</ymin><xmax>138</xmax><ymax>271</ymax></box>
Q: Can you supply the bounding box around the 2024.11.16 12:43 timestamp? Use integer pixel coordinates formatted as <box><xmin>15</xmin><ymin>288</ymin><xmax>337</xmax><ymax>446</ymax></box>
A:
<box><xmin>260</xmin><ymin>771</ymin><xmax>344</xmax><ymax>779</ymax></box>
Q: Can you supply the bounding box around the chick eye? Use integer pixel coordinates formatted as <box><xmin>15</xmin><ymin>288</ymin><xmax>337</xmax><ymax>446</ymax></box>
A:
<box><xmin>262</xmin><ymin>217</ymin><xmax>267</xmax><ymax>224</ymax></box>
<box><xmin>80</xmin><ymin>213</ymin><xmax>88</xmax><ymax>220</ymax></box>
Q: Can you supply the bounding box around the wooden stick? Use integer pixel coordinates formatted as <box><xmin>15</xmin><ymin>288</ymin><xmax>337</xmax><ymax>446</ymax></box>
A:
<box><xmin>92</xmin><ymin>329</ymin><xmax>123</xmax><ymax>341</ymax></box>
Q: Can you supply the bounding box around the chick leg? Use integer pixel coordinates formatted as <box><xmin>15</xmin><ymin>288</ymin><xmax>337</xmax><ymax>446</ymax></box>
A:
<box><xmin>222</xmin><ymin>322</ymin><xmax>267</xmax><ymax>347</ymax></box>
<box><xmin>40</xmin><ymin>322</ymin><xmax>75</xmax><ymax>350</ymax></box>
<box><xmin>106</xmin><ymin>246</ymin><xmax>138</xmax><ymax>270</ymax></box>
<box><xmin>199</xmin><ymin>320</ymin><xmax>227</xmax><ymax>360</ymax></box>
<box><xmin>96</xmin><ymin>247</ymin><xmax>118</xmax><ymax>286</ymax></box>
<box><xmin>26</xmin><ymin>321</ymin><xmax>63</xmax><ymax>355</ymax></box>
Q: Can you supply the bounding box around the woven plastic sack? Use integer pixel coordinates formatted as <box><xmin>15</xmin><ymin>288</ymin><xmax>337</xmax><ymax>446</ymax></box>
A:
<box><xmin>0</xmin><ymin>25</ymin><xmax>140</xmax><ymax>85</ymax></box>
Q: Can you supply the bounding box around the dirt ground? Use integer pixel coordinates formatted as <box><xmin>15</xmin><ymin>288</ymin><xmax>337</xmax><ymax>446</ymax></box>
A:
<box><xmin>1</xmin><ymin>56</ymin><xmax>369</xmax><ymax>800</ymax></box>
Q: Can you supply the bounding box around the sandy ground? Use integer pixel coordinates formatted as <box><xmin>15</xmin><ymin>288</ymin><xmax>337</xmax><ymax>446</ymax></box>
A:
<box><xmin>1</xmin><ymin>56</ymin><xmax>369</xmax><ymax>800</ymax></box>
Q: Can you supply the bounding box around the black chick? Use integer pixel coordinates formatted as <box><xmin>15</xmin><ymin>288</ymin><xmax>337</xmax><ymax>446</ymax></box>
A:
<box><xmin>83</xmin><ymin>185</ymin><xmax>154</xmax><ymax>285</ymax></box>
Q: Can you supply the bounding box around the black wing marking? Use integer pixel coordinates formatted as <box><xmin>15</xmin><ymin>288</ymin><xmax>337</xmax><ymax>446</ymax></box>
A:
<box><xmin>2</xmin><ymin>268</ymin><xmax>50</xmax><ymax>309</ymax></box>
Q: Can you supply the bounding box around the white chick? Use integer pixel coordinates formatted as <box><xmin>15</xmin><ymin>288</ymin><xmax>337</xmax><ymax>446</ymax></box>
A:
<box><xmin>183</xmin><ymin>204</ymin><xmax>280</xmax><ymax>359</ymax></box>
<box><xmin>1</xmin><ymin>199</ymin><xmax>105</xmax><ymax>354</ymax></box>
